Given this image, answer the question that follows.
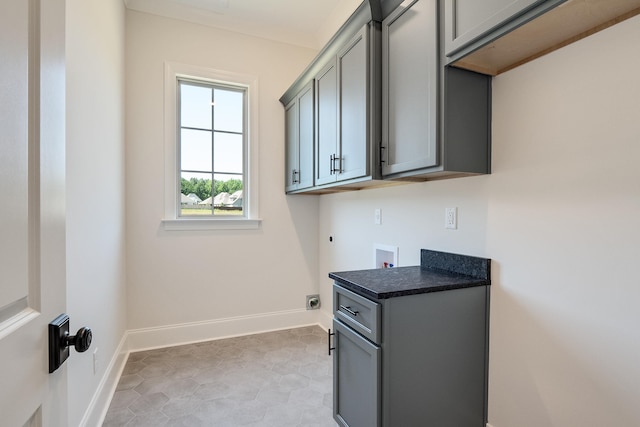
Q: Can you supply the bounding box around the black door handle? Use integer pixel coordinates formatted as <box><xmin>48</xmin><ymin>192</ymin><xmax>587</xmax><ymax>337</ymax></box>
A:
<box><xmin>66</xmin><ymin>326</ymin><xmax>93</xmax><ymax>353</ymax></box>
<box><xmin>49</xmin><ymin>314</ymin><xmax>92</xmax><ymax>373</ymax></box>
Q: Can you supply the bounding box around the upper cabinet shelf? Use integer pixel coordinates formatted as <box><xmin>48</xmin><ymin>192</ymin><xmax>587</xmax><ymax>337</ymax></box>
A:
<box><xmin>446</xmin><ymin>0</ymin><xmax>640</xmax><ymax>75</ymax></box>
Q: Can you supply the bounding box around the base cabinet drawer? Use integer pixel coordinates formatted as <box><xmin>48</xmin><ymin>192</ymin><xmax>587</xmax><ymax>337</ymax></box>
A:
<box><xmin>333</xmin><ymin>319</ymin><xmax>380</xmax><ymax>427</ymax></box>
<box><xmin>333</xmin><ymin>285</ymin><xmax>381</xmax><ymax>343</ymax></box>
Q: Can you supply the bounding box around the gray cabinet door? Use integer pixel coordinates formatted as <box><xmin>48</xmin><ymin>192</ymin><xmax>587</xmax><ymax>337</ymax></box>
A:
<box><xmin>337</xmin><ymin>26</ymin><xmax>369</xmax><ymax>182</ymax></box>
<box><xmin>444</xmin><ymin>0</ymin><xmax>548</xmax><ymax>56</ymax></box>
<box><xmin>297</xmin><ymin>83</ymin><xmax>314</xmax><ymax>190</ymax></box>
<box><xmin>315</xmin><ymin>60</ymin><xmax>338</xmax><ymax>186</ymax></box>
<box><xmin>333</xmin><ymin>320</ymin><xmax>380</xmax><ymax>427</ymax></box>
<box><xmin>382</xmin><ymin>0</ymin><xmax>438</xmax><ymax>177</ymax></box>
<box><xmin>284</xmin><ymin>99</ymin><xmax>298</xmax><ymax>192</ymax></box>
<box><xmin>284</xmin><ymin>81</ymin><xmax>314</xmax><ymax>192</ymax></box>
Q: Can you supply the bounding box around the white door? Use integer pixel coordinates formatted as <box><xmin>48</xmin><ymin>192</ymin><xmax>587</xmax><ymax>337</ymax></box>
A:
<box><xmin>0</xmin><ymin>0</ymin><xmax>68</xmax><ymax>425</ymax></box>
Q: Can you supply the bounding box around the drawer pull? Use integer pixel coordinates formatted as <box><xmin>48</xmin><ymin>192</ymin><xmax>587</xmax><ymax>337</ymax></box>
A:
<box><xmin>339</xmin><ymin>305</ymin><xmax>359</xmax><ymax>316</ymax></box>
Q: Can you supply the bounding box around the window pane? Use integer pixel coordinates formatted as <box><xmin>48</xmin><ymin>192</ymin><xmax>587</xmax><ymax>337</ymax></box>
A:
<box><xmin>213</xmin><ymin>132</ymin><xmax>243</xmax><ymax>174</ymax></box>
<box><xmin>181</xmin><ymin>129</ymin><xmax>212</xmax><ymax>172</ymax></box>
<box><xmin>213</xmin><ymin>174</ymin><xmax>243</xmax><ymax>216</ymax></box>
<box><xmin>213</xmin><ymin>88</ymin><xmax>243</xmax><ymax>133</ymax></box>
<box><xmin>180</xmin><ymin>83</ymin><xmax>212</xmax><ymax>130</ymax></box>
<box><xmin>180</xmin><ymin>171</ymin><xmax>212</xmax><ymax>216</ymax></box>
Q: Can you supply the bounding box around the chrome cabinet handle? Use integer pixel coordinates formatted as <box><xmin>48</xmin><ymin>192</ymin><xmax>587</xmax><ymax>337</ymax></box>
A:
<box><xmin>339</xmin><ymin>305</ymin><xmax>359</xmax><ymax>316</ymax></box>
<box><xmin>330</xmin><ymin>154</ymin><xmax>343</xmax><ymax>174</ymax></box>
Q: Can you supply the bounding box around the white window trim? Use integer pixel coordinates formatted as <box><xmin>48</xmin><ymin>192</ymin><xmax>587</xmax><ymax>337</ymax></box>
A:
<box><xmin>162</xmin><ymin>61</ymin><xmax>261</xmax><ymax>231</ymax></box>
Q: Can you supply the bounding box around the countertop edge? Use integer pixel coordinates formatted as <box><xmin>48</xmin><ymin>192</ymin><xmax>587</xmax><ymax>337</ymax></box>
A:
<box><xmin>329</xmin><ymin>270</ymin><xmax>490</xmax><ymax>300</ymax></box>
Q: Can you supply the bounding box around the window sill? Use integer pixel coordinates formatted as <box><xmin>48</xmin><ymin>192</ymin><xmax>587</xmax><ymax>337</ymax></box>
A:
<box><xmin>162</xmin><ymin>218</ymin><xmax>262</xmax><ymax>231</ymax></box>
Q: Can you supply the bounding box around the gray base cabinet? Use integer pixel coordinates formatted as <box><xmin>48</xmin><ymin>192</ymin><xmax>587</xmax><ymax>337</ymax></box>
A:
<box><xmin>333</xmin><ymin>320</ymin><xmax>381</xmax><ymax>427</ymax></box>
<box><xmin>333</xmin><ymin>283</ymin><xmax>489</xmax><ymax>427</ymax></box>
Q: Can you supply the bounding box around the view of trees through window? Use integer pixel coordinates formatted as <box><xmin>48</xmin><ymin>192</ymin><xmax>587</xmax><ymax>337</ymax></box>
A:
<box><xmin>179</xmin><ymin>79</ymin><xmax>245</xmax><ymax>216</ymax></box>
<box><xmin>180</xmin><ymin>177</ymin><xmax>243</xmax><ymax>216</ymax></box>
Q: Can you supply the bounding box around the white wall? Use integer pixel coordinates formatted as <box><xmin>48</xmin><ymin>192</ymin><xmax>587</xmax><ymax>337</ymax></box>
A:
<box><xmin>66</xmin><ymin>0</ymin><xmax>127</xmax><ymax>426</ymax></box>
<box><xmin>318</xmin><ymin>15</ymin><xmax>640</xmax><ymax>427</ymax></box>
<box><xmin>125</xmin><ymin>11</ymin><xmax>321</xmax><ymax>334</ymax></box>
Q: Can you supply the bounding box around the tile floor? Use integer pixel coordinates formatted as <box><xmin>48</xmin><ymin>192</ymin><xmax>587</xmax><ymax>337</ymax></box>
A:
<box><xmin>102</xmin><ymin>326</ymin><xmax>338</xmax><ymax>427</ymax></box>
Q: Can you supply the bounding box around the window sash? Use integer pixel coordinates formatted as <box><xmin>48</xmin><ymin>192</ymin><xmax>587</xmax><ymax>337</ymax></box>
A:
<box><xmin>177</xmin><ymin>78</ymin><xmax>247</xmax><ymax>218</ymax></box>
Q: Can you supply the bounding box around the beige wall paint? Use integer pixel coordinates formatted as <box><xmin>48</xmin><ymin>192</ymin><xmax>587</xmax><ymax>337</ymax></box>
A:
<box><xmin>318</xmin><ymin>14</ymin><xmax>640</xmax><ymax>427</ymax></box>
<box><xmin>125</xmin><ymin>11</ymin><xmax>321</xmax><ymax>329</ymax></box>
<box><xmin>66</xmin><ymin>0</ymin><xmax>127</xmax><ymax>425</ymax></box>
<box><xmin>315</xmin><ymin>0</ymin><xmax>363</xmax><ymax>47</ymax></box>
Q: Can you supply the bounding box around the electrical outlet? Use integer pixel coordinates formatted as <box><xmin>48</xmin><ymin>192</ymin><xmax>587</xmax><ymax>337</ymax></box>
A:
<box><xmin>374</xmin><ymin>208</ymin><xmax>382</xmax><ymax>225</ymax></box>
<box><xmin>445</xmin><ymin>207</ymin><xmax>457</xmax><ymax>229</ymax></box>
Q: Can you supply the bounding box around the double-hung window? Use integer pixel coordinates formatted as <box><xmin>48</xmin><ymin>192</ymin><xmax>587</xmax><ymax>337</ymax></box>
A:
<box><xmin>179</xmin><ymin>79</ymin><xmax>245</xmax><ymax>217</ymax></box>
<box><xmin>163</xmin><ymin>62</ymin><xmax>260</xmax><ymax>230</ymax></box>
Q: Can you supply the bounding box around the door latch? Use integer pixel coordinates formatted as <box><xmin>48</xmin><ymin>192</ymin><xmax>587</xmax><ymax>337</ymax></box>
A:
<box><xmin>49</xmin><ymin>314</ymin><xmax>92</xmax><ymax>373</ymax></box>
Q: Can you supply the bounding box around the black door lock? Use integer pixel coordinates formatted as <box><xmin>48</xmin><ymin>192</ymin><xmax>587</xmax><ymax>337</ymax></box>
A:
<box><xmin>49</xmin><ymin>314</ymin><xmax>92</xmax><ymax>373</ymax></box>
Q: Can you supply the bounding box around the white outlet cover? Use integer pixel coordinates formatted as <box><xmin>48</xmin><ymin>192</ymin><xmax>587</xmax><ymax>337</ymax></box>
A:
<box><xmin>445</xmin><ymin>207</ymin><xmax>457</xmax><ymax>229</ymax></box>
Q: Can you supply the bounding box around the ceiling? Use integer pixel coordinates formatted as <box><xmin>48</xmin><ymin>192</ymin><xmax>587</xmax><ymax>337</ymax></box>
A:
<box><xmin>124</xmin><ymin>0</ymin><xmax>363</xmax><ymax>49</ymax></box>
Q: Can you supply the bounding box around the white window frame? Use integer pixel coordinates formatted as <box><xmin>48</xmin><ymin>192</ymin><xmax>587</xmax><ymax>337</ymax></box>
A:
<box><xmin>162</xmin><ymin>62</ymin><xmax>261</xmax><ymax>230</ymax></box>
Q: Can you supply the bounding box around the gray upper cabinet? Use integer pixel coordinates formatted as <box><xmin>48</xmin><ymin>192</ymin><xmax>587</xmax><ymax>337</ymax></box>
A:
<box><xmin>443</xmin><ymin>0</ymin><xmax>566</xmax><ymax>61</ymax></box>
<box><xmin>381</xmin><ymin>0</ymin><xmax>491</xmax><ymax>181</ymax></box>
<box><xmin>284</xmin><ymin>81</ymin><xmax>314</xmax><ymax>193</ymax></box>
<box><xmin>315</xmin><ymin>60</ymin><xmax>338</xmax><ymax>186</ymax></box>
<box><xmin>336</xmin><ymin>26</ymin><xmax>370</xmax><ymax>182</ymax></box>
<box><xmin>282</xmin><ymin>0</ymin><xmax>493</xmax><ymax>193</ymax></box>
<box><xmin>316</xmin><ymin>26</ymin><xmax>373</xmax><ymax>187</ymax></box>
<box><xmin>381</xmin><ymin>0</ymin><xmax>438</xmax><ymax>176</ymax></box>
<box><xmin>281</xmin><ymin>2</ymin><xmax>381</xmax><ymax>194</ymax></box>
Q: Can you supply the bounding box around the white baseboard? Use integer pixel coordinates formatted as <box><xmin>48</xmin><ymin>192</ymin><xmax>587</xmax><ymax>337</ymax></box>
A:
<box><xmin>487</xmin><ymin>423</ymin><xmax>495</xmax><ymax>427</ymax></box>
<box><xmin>317</xmin><ymin>308</ymin><xmax>333</xmax><ymax>331</ymax></box>
<box><xmin>79</xmin><ymin>333</ymin><xmax>129</xmax><ymax>427</ymax></box>
<box><xmin>126</xmin><ymin>308</ymin><xmax>320</xmax><ymax>353</ymax></box>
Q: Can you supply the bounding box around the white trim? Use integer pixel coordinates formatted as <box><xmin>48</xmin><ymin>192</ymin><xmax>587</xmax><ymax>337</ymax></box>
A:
<box><xmin>317</xmin><ymin>309</ymin><xmax>334</xmax><ymax>332</ymax></box>
<box><xmin>161</xmin><ymin>217</ymin><xmax>261</xmax><ymax>231</ymax></box>
<box><xmin>163</xmin><ymin>61</ymin><xmax>260</xmax><ymax>228</ymax></box>
<box><xmin>79</xmin><ymin>333</ymin><xmax>129</xmax><ymax>427</ymax></box>
<box><xmin>126</xmin><ymin>308</ymin><xmax>320</xmax><ymax>352</ymax></box>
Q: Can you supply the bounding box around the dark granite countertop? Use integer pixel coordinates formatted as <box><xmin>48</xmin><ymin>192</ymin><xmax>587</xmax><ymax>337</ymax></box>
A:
<box><xmin>329</xmin><ymin>249</ymin><xmax>490</xmax><ymax>300</ymax></box>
